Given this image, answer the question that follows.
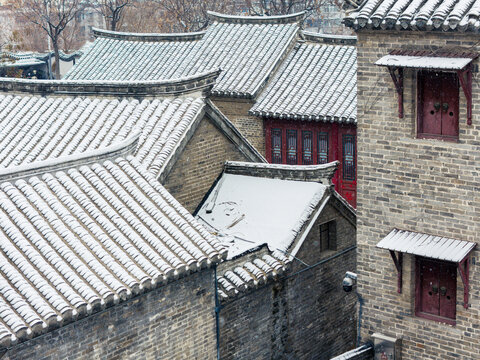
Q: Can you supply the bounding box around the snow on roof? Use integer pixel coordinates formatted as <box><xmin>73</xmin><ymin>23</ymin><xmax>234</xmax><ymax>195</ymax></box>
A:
<box><xmin>64</xmin><ymin>13</ymin><xmax>300</xmax><ymax>98</ymax></box>
<box><xmin>250</xmin><ymin>41</ymin><xmax>357</xmax><ymax>123</ymax></box>
<box><xmin>0</xmin><ymin>94</ymin><xmax>205</xmax><ymax>177</ymax></box>
<box><xmin>377</xmin><ymin>229</ymin><xmax>476</xmax><ymax>262</ymax></box>
<box><xmin>216</xmin><ymin>250</ymin><xmax>290</xmax><ymax>300</ymax></box>
<box><xmin>0</xmin><ymin>155</ymin><xmax>226</xmax><ymax>348</ymax></box>
<box><xmin>375</xmin><ymin>54</ymin><xmax>473</xmax><ymax>70</ymax></box>
<box><xmin>196</xmin><ymin>172</ymin><xmax>328</xmax><ymax>260</ymax></box>
<box><xmin>344</xmin><ymin>0</ymin><xmax>480</xmax><ymax>32</ymax></box>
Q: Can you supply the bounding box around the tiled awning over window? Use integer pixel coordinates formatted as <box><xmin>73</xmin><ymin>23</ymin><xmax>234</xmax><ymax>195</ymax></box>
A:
<box><xmin>375</xmin><ymin>55</ymin><xmax>473</xmax><ymax>71</ymax></box>
<box><xmin>377</xmin><ymin>229</ymin><xmax>476</xmax><ymax>263</ymax></box>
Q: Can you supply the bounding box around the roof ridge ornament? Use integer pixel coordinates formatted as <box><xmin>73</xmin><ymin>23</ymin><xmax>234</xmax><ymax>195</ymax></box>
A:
<box><xmin>207</xmin><ymin>11</ymin><xmax>306</xmax><ymax>24</ymax></box>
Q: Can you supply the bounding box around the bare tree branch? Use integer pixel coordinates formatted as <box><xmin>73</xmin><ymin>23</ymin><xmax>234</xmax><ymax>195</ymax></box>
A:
<box><xmin>91</xmin><ymin>0</ymin><xmax>133</xmax><ymax>31</ymax></box>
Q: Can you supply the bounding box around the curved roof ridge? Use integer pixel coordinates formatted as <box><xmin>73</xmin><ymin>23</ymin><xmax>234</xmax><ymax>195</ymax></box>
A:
<box><xmin>207</xmin><ymin>10</ymin><xmax>306</xmax><ymax>24</ymax></box>
<box><xmin>0</xmin><ymin>69</ymin><xmax>221</xmax><ymax>96</ymax></box>
<box><xmin>92</xmin><ymin>27</ymin><xmax>206</xmax><ymax>42</ymax></box>
<box><xmin>0</xmin><ymin>130</ymin><xmax>141</xmax><ymax>183</ymax></box>
<box><xmin>302</xmin><ymin>31</ymin><xmax>357</xmax><ymax>44</ymax></box>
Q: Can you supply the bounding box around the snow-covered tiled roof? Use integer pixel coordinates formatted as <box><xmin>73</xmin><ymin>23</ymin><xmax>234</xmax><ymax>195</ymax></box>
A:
<box><xmin>217</xmin><ymin>251</ymin><xmax>290</xmax><ymax>300</ymax></box>
<box><xmin>0</xmin><ymin>94</ymin><xmax>205</xmax><ymax>177</ymax></box>
<box><xmin>344</xmin><ymin>0</ymin><xmax>480</xmax><ymax>32</ymax></box>
<box><xmin>0</xmin><ymin>154</ymin><xmax>227</xmax><ymax>347</ymax></box>
<box><xmin>250</xmin><ymin>38</ymin><xmax>357</xmax><ymax>123</ymax></box>
<box><xmin>196</xmin><ymin>162</ymin><xmax>334</xmax><ymax>260</ymax></box>
<box><xmin>64</xmin><ymin>12</ymin><xmax>302</xmax><ymax>98</ymax></box>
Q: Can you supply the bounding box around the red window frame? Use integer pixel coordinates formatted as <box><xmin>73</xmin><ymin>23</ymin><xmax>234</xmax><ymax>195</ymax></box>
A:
<box><xmin>415</xmin><ymin>257</ymin><xmax>457</xmax><ymax>325</ymax></box>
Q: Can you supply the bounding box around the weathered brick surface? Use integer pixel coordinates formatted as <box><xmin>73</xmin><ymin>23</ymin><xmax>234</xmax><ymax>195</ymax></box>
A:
<box><xmin>3</xmin><ymin>270</ymin><xmax>216</xmax><ymax>360</ymax></box>
<box><xmin>212</xmin><ymin>98</ymin><xmax>265</xmax><ymax>156</ymax></box>
<box><xmin>356</xmin><ymin>30</ymin><xmax>480</xmax><ymax>360</ymax></box>
<box><xmin>219</xmin><ymin>201</ymin><xmax>357</xmax><ymax>360</ymax></box>
<box><xmin>163</xmin><ymin>116</ymin><xmax>250</xmax><ymax>213</ymax></box>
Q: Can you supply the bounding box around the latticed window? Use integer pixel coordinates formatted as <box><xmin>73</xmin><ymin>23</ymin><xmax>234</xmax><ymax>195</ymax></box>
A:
<box><xmin>271</xmin><ymin>128</ymin><xmax>282</xmax><ymax>163</ymax></box>
<box><xmin>342</xmin><ymin>134</ymin><xmax>355</xmax><ymax>180</ymax></box>
<box><xmin>317</xmin><ymin>132</ymin><xmax>328</xmax><ymax>164</ymax></box>
<box><xmin>286</xmin><ymin>129</ymin><xmax>297</xmax><ymax>165</ymax></box>
<box><xmin>302</xmin><ymin>131</ymin><xmax>313</xmax><ymax>165</ymax></box>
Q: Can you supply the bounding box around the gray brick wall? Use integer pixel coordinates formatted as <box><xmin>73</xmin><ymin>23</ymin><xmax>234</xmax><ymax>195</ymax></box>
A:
<box><xmin>219</xmin><ymin>201</ymin><xmax>357</xmax><ymax>360</ymax></box>
<box><xmin>356</xmin><ymin>30</ymin><xmax>480</xmax><ymax>360</ymax></box>
<box><xmin>3</xmin><ymin>270</ymin><xmax>217</xmax><ymax>360</ymax></box>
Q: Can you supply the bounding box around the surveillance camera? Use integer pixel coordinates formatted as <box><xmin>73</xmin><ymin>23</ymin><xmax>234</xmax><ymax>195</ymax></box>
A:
<box><xmin>342</xmin><ymin>271</ymin><xmax>357</xmax><ymax>292</ymax></box>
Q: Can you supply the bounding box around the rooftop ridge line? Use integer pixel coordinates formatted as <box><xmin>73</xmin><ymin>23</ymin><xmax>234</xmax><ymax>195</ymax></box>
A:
<box><xmin>92</xmin><ymin>27</ymin><xmax>206</xmax><ymax>42</ymax></box>
<box><xmin>207</xmin><ymin>10</ymin><xmax>306</xmax><ymax>24</ymax></box>
<box><xmin>0</xmin><ymin>69</ymin><xmax>221</xmax><ymax>96</ymax></box>
<box><xmin>223</xmin><ymin>160</ymin><xmax>339</xmax><ymax>185</ymax></box>
<box><xmin>301</xmin><ymin>31</ymin><xmax>357</xmax><ymax>44</ymax></box>
<box><xmin>0</xmin><ymin>130</ymin><xmax>141</xmax><ymax>183</ymax></box>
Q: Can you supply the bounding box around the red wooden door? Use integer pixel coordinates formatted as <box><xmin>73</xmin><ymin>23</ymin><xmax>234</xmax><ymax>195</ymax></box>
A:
<box><xmin>418</xmin><ymin>72</ymin><xmax>459</xmax><ymax>139</ymax></box>
<box><xmin>417</xmin><ymin>257</ymin><xmax>457</xmax><ymax>322</ymax></box>
<box><xmin>338</xmin><ymin>126</ymin><xmax>356</xmax><ymax>208</ymax></box>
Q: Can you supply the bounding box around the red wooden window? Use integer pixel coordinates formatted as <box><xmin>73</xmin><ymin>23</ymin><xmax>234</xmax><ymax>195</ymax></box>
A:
<box><xmin>302</xmin><ymin>131</ymin><xmax>313</xmax><ymax>165</ymax></box>
<box><xmin>317</xmin><ymin>132</ymin><xmax>328</xmax><ymax>164</ymax></box>
<box><xmin>415</xmin><ymin>257</ymin><xmax>457</xmax><ymax>324</ymax></box>
<box><xmin>286</xmin><ymin>129</ymin><xmax>297</xmax><ymax>165</ymax></box>
<box><xmin>417</xmin><ymin>71</ymin><xmax>459</xmax><ymax>141</ymax></box>
<box><xmin>271</xmin><ymin>128</ymin><xmax>282</xmax><ymax>164</ymax></box>
<box><xmin>342</xmin><ymin>134</ymin><xmax>355</xmax><ymax>181</ymax></box>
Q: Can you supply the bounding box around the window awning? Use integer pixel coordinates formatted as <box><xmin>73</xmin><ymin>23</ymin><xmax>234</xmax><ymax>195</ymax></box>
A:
<box><xmin>375</xmin><ymin>55</ymin><xmax>473</xmax><ymax>71</ymax></box>
<box><xmin>377</xmin><ymin>229</ymin><xmax>476</xmax><ymax>263</ymax></box>
<box><xmin>377</xmin><ymin>228</ymin><xmax>476</xmax><ymax>308</ymax></box>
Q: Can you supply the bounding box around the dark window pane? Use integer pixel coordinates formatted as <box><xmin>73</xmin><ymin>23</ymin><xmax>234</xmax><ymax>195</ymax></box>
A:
<box><xmin>302</xmin><ymin>131</ymin><xmax>313</xmax><ymax>165</ymax></box>
<box><xmin>286</xmin><ymin>129</ymin><xmax>297</xmax><ymax>165</ymax></box>
<box><xmin>271</xmin><ymin>128</ymin><xmax>282</xmax><ymax>164</ymax></box>
<box><xmin>342</xmin><ymin>134</ymin><xmax>356</xmax><ymax>180</ymax></box>
<box><xmin>317</xmin><ymin>132</ymin><xmax>328</xmax><ymax>164</ymax></box>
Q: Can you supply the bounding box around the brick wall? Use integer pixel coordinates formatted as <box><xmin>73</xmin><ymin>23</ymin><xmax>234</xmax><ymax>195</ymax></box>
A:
<box><xmin>163</xmin><ymin>116</ymin><xmax>250</xmax><ymax>213</ymax></box>
<box><xmin>356</xmin><ymin>30</ymin><xmax>480</xmax><ymax>360</ymax></box>
<box><xmin>212</xmin><ymin>98</ymin><xmax>265</xmax><ymax>156</ymax></box>
<box><xmin>219</xmin><ymin>200</ymin><xmax>357</xmax><ymax>360</ymax></box>
<box><xmin>3</xmin><ymin>270</ymin><xmax>216</xmax><ymax>360</ymax></box>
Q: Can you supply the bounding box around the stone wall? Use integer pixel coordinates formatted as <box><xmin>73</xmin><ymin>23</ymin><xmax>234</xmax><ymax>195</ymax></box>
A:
<box><xmin>356</xmin><ymin>30</ymin><xmax>480</xmax><ymax>360</ymax></box>
<box><xmin>219</xmin><ymin>200</ymin><xmax>357</xmax><ymax>360</ymax></box>
<box><xmin>3</xmin><ymin>270</ymin><xmax>216</xmax><ymax>360</ymax></box>
<box><xmin>163</xmin><ymin>116</ymin><xmax>250</xmax><ymax>213</ymax></box>
<box><xmin>212</xmin><ymin>98</ymin><xmax>265</xmax><ymax>156</ymax></box>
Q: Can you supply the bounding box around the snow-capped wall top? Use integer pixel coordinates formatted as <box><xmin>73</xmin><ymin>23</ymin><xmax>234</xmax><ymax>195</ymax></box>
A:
<box><xmin>250</xmin><ymin>41</ymin><xmax>357</xmax><ymax>123</ymax></box>
<box><xmin>0</xmin><ymin>94</ymin><xmax>205</xmax><ymax>178</ymax></box>
<box><xmin>0</xmin><ymin>155</ymin><xmax>226</xmax><ymax>348</ymax></box>
<box><xmin>65</xmin><ymin>13</ymin><xmax>300</xmax><ymax>98</ymax></box>
<box><xmin>344</xmin><ymin>0</ymin><xmax>480</xmax><ymax>32</ymax></box>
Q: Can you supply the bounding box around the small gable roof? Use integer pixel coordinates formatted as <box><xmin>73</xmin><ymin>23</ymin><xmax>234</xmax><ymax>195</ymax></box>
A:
<box><xmin>196</xmin><ymin>161</ymin><xmax>338</xmax><ymax>260</ymax></box>
<box><xmin>64</xmin><ymin>12</ymin><xmax>303</xmax><ymax>98</ymax></box>
<box><xmin>344</xmin><ymin>0</ymin><xmax>480</xmax><ymax>32</ymax></box>
<box><xmin>250</xmin><ymin>33</ymin><xmax>357</xmax><ymax>123</ymax></box>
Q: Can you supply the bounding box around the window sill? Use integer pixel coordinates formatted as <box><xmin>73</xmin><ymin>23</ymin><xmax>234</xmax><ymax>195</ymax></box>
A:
<box><xmin>417</xmin><ymin>133</ymin><xmax>459</xmax><ymax>143</ymax></box>
<box><xmin>415</xmin><ymin>311</ymin><xmax>456</xmax><ymax>326</ymax></box>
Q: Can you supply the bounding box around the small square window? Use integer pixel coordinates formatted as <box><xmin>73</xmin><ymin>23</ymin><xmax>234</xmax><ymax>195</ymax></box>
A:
<box><xmin>417</xmin><ymin>71</ymin><xmax>459</xmax><ymax>141</ymax></box>
<box><xmin>320</xmin><ymin>221</ymin><xmax>336</xmax><ymax>251</ymax></box>
<box><xmin>415</xmin><ymin>257</ymin><xmax>456</xmax><ymax>324</ymax></box>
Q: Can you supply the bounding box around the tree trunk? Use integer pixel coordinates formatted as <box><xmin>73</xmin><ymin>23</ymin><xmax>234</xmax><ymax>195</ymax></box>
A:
<box><xmin>53</xmin><ymin>40</ymin><xmax>60</xmax><ymax>79</ymax></box>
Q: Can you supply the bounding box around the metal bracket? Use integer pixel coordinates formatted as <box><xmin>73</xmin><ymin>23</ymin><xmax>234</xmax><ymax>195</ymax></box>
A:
<box><xmin>388</xmin><ymin>67</ymin><xmax>404</xmax><ymax>119</ymax></box>
<box><xmin>457</xmin><ymin>65</ymin><xmax>473</xmax><ymax>126</ymax></box>
<box><xmin>458</xmin><ymin>256</ymin><xmax>470</xmax><ymax>309</ymax></box>
<box><xmin>389</xmin><ymin>250</ymin><xmax>403</xmax><ymax>293</ymax></box>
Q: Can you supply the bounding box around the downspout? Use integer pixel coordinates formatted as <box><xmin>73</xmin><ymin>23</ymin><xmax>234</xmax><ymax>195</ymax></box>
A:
<box><xmin>355</xmin><ymin>290</ymin><xmax>364</xmax><ymax>347</ymax></box>
<box><xmin>214</xmin><ymin>264</ymin><xmax>222</xmax><ymax>360</ymax></box>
